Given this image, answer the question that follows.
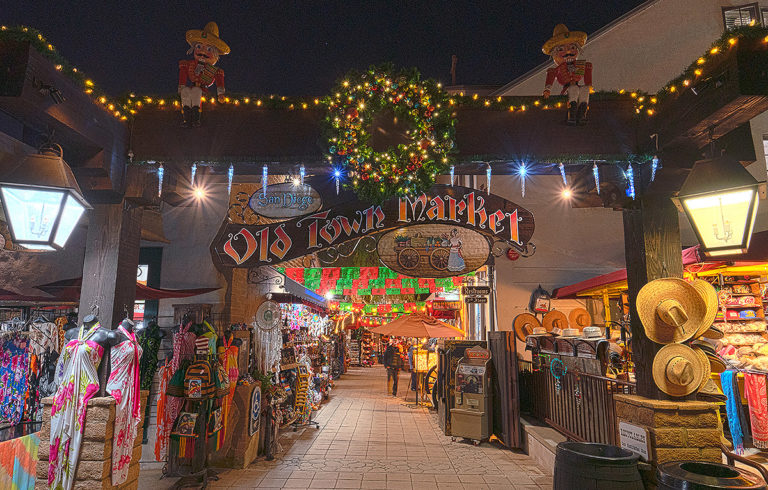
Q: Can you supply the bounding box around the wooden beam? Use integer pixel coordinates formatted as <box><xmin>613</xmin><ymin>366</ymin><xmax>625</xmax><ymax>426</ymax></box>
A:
<box><xmin>0</xmin><ymin>40</ymin><xmax>129</xmax><ymax>201</ymax></box>
<box><xmin>652</xmin><ymin>38</ymin><xmax>768</xmax><ymax>154</ymax></box>
<box><xmin>622</xmin><ymin>193</ymin><xmax>684</xmax><ymax>400</ymax></box>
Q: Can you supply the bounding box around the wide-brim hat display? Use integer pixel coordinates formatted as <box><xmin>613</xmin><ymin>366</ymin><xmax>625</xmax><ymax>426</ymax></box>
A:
<box><xmin>691</xmin><ymin>279</ymin><xmax>719</xmax><ymax>339</ymax></box>
<box><xmin>702</xmin><ymin>324</ymin><xmax>724</xmax><ymax>340</ymax></box>
<box><xmin>186</xmin><ymin>21</ymin><xmax>230</xmax><ymax>55</ymax></box>
<box><xmin>637</xmin><ymin>278</ymin><xmax>706</xmax><ymax>344</ymax></box>
<box><xmin>569</xmin><ymin>308</ymin><xmax>592</xmax><ymax>330</ymax></box>
<box><xmin>561</xmin><ymin>328</ymin><xmax>580</xmax><ymax>337</ymax></box>
<box><xmin>514</xmin><ymin>313</ymin><xmax>542</xmax><ymax>341</ymax></box>
<box><xmin>543</xmin><ymin>310</ymin><xmax>569</xmax><ymax>336</ymax></box>
<box><xmin>542</xmin><ymin>24</ymin><xmax>588</xmax><ymax>55</ymax></box>
<box><xmin>582</xmin><ymin>326</ymin><xmax>602</xmax><ymax>338</ymax></box>
<box><xmin>691</xmin><ymin>346</ymin><xmax>711</xmax><ymax>391</ymax></box>
<box><xmin>652</xmin><ymin>344</ymin><xmax>706</xmax><ymax>397</ymax></box>
<box><xmin>697</xmin><ymin>378</ymin><xmax>727</xmax><ymax>402</ymax></box>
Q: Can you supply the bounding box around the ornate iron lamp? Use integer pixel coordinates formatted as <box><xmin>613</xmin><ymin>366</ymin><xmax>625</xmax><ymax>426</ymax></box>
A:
<box><xmin>672</xmin><ymin>155</ymin><xmax>766</xmax><ymax>257</ymax></box>
<box><xmin>0</xmin><ymin>144</ymin><xmax>90</xmax><ymax>250</ymax></box>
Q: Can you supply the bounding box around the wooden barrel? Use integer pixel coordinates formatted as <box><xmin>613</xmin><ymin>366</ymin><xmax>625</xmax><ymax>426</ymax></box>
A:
<box><xmin>657</xmin><ymin>461</ymin><xmax>766</xmax><ymax>489</ymax></box>
<box><xmin>554</xmin><ymin>442</ymin><xmax>644</xmax><ymax>490</ymax></box>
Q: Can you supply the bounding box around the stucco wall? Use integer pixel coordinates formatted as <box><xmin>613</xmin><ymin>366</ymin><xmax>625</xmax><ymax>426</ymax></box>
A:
<box><xmin>499</xmin><ymin>0</ymin><xmax>768</xmax><ymax>96</ymax></box>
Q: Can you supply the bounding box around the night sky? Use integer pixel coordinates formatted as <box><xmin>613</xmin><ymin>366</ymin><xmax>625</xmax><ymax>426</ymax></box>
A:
<box><xmin>3</xmin><ymin>1</ymin><xmax>645</xmax><ymax>96</ymax></box>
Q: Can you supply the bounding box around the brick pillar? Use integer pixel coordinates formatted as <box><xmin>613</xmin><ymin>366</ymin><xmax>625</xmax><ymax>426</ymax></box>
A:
<box><xmin>36</xmin><ymin>391</ymin><xmax>149</xmax><ymax>490</ymax></box>
<box><xmin>615</xmin><ymin>394</ymin><xmax>722</xmax><ymax>483</ymax></box>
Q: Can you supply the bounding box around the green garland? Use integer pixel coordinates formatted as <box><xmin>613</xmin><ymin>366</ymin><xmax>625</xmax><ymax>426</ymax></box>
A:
<box><xmin>322</xmin><ymin>65</ymin><xmax>456</xmax><ymax>203</ymax></box>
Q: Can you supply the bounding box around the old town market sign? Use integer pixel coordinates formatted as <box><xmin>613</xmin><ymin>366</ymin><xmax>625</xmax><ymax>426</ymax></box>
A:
<box><xmin>211</xmin><ymin>185</ymin><xmax>534</xmax><ymax>270</ymax></box>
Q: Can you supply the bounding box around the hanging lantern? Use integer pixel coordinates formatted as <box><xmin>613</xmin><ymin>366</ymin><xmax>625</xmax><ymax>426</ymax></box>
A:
<box><xmin>227</xmin><ymin>164</ymin><xmax>234</xmax><ymax>196</ymax></box>
<box><xmin>486</xmin><ymin>165</ymin><xmax>492</xmax><ymax>194</ymax></box>
<box><xmin>672</xmin><ymin>155</ymin><xmax>767</xmax><ymax>257</ymax></box>
<box><xmin>519</xmin><ymin>163</ymin><xmax>527</xmax><ymax>197</ymax></box>
<box><xmin>190</xmin><ymin>162</ymin><xmax>197</xmax><ymax>186</ymax></box>
<box><xmin>593</xmin><ymin>163</ymin><xmax>600</xmax><ymax>195</ymax></box>
<box><xmin>0</xmin><ymin>144</ymin><xmax>91</xmax><ymax>250</ymax></box>
<box><xmin>157</xmin><ymin>164</ymin><xmax>164</xmax><ymax>198</ymax></box>
<box><xmin>450</xmin><ymin>165</ymin><xmax>455</xmax><ymax>186</ymax></box>
<box><xmin>300</xmin><ymin>164</ymin><xmax>306</xmax><ymax>186</ymax></box>
<box><xmin>559</xmin><ymin>162</ymin><xmax>567</xmax><ymax>186</ymax></box>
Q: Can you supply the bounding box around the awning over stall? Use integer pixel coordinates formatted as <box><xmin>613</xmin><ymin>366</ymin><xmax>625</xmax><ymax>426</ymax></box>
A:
<box><xmin>33</xmin><ymin>277</ymin><xmax>219</xmax><ymax>302</ymax></box>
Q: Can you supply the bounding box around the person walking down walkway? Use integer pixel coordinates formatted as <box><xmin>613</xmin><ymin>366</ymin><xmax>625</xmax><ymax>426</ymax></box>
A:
<box><xmin>382</xmin><ymin>340</ymin><xmax>403</xmax><ymax>396</ymax></box>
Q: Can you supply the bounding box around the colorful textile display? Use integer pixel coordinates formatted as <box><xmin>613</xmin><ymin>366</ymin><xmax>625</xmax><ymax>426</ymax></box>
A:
<box><xmin>218</xmin><ymin>335</ymin><xmax>239</xmax><ymax>447</ymax></box>
<box><xmin>155</xmin><ymin>322</ymin><xmax>196</xmax><ymax>461</ymax></box>
<box><xmin>721</xmin><ymin>370</ymin><xmax>744</xmax><ymax>454</ymax></box>
<box><xmin>107</xmin><ymin>326</ymin><xmax>143</xmax><ymax>485</ymax></box>
<box><xmin>0</xmin><ymin>334</ymin><xmax>30</xmax><ymax>426</ymax></box>
<box><xmin>0</xmin><ymin>431</ymin><xmax>39</xmax><ymax>490</ymax></box>
<box><xmin>744</xmin><ymin>371</ymin><xmax>768</xmax><ymax>448</ymax></box>
<box><xmin>137</xmin><ymin>321</ymin><xmax>161</xmax><ymax>391</ymax></box>
<box><xmin>49</xmin><ymin>324</ymin><xmax>104</xmax><ymax>490</ymax></box>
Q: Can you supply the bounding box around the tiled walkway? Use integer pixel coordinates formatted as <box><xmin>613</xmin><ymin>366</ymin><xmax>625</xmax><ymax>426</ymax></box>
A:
<box><xmin>140</xmin><ymin>366</ymin><xmax>551</xmax><ymax>489</ymax></box>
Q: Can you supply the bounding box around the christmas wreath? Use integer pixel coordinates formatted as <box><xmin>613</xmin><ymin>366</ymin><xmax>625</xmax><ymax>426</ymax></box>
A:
<box><xmin>323</xmin><ymin>65</ymin><xmax>456</xmax><ymax>202</ymax></box>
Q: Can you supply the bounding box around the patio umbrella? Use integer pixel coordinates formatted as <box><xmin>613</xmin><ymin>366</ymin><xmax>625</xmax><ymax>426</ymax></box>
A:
<box><xmin>369</xmin><ymin>313</ymin><xmax>464</xmax><ymax>338</ymax></box>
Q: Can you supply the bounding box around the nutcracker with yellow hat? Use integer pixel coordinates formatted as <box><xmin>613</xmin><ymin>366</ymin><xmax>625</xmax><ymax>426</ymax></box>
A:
<box><xmin>541</xmin><ymin>24</ymin><xmax>592</xmax><ymax>125</ymax></box>
<box><xmin>178</xmin><ymin>22</ymin><xmax>230</xmax><ymax>127</ymax></box>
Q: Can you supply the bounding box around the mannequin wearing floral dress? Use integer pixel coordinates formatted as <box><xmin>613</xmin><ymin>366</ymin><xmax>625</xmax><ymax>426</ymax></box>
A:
<box><xmin>107</xmin><ymin>322</ymin><xmax>143</xmax><ymax>485</ymax></box>
<box><xmin>48</xmin><ymin>321</ymin><xmax>107</xmax><ymax>490</ymax></box>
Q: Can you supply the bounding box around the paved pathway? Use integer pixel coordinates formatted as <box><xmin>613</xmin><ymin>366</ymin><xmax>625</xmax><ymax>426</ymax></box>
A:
<box><xmin>140</xmin><ymin>366</ymin><xmax>551</xmax><ymax>489</ymax></box>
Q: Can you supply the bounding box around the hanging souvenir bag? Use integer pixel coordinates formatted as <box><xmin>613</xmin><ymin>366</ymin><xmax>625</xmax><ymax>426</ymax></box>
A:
<box><xmin>213</xmin><ymin>361</ymin><xmax>230</xmax><ymax>397</ymax></box>
<box><xmin>184</xmin><ymin>359</ymin><xmax>215</xmax><ymax>399</ymax></box>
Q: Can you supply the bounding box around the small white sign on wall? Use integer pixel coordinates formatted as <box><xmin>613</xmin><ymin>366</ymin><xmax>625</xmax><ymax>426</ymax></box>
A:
<box><xmin>619</xmin><ymin>421</ymin><xmax>649</xmax><ymax>461</ymax></box>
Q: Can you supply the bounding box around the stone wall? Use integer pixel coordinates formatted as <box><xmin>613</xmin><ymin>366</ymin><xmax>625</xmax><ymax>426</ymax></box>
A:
<box><xmin>614</xmin><ymin>394</ymin><xmax>722</xmax><ymax>465</ymax></box>
<box><xmin>36</xmin><ymin>391</ymin><xmax>149</xmax><ymax>490</ymax></box>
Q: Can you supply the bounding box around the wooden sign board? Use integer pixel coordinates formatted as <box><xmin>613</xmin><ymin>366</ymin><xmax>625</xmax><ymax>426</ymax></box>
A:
<box><xmin>211</xmin><ymin>185</ymin><xmax>534</xmax><ymax>268</ymax></box>
<box><xmin>465</xmin><ymin>296</ymin><xmax>488</xmax><ymax>304</ymax></box>
<box><xmin>249</xmin><ymin>183</ymin><xmax>322</xmax><ymax>219</ymax></box>
<box><xmin>462</xmin><ymin>286</ymin><xmax>490</xmax><ymax>295</ymax></box>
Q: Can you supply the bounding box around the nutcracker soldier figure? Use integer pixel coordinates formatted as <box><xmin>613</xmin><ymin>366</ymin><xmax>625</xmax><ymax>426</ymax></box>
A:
<box><xmin>178</xmin><ymin>22</ymin><xmax>229</xmax><ymax>127</ymax></box>
<box><xmin>541</xmin><ymin>24</ymin><xmax>592</xmax><ymax>125</ymax></box>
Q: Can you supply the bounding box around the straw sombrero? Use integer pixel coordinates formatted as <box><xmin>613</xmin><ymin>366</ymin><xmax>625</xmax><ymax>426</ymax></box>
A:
<box><xmin>186</xmin><ymin>22</ymin><xmax>230</xmax><ymax>55</ymax></box>
<box><xmin>652</xmin><ymin>344</ymin><xmax>706</xmax><ymax>397</ymax></box>
<box><xmin>697</xmin><ymin>378</ymin><xmax>726</xmax><ymax>402</ymax></box>
<box><xmin>569</xmin><ymin>308</ymin><xmax>592</xmax><ymax>331</ymax></box>
<box><xmin>543</xmin><ymin>310</ymin><xmax>569</xmax><ymax>336</ymax></box>
<box><xmin>691</xmin><ymin>279</ymin><xmax>719</xmax><ymax>340</ymax></box>
<box><xmin>542</xmin><ymin>24</ymin><xmax>588</xmax><ymax>55</ymax></box>
<box><xmin>702</xmin><ymin>324</ymin><xmax>724</xmax><ymax>340</ymax></box>
<box><xmin>691</xmin><ymin>346</ymin><xmax>711</xmax><ymax>392</ymax></box>
<box><xmin>514</xmin><ymin>313</ymin><xmax>542</xmax><ymax>342</ymax></box>
<box><xmin>637</xmin><ymin>278</ymin><xmax>706</xmax><ymax>344</ymax></box>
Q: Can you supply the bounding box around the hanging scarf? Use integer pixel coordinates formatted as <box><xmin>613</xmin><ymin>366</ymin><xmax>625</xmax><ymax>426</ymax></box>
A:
<box><xmin>721</xmin><ymin>370</ymin><xmax>744</xmax><ymax>454</ymax></box>
<box><xmin>744</xmin><ymin>371</ymin><xmax>768</xmax><ymax>449</ymax></box>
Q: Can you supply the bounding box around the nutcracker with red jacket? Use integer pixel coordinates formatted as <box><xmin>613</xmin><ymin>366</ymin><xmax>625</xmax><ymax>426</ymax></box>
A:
<box><xmin>542</xmin><ymin>24</ymin><xmax>592</xmax><ymax>125</ymax></box>
<box><xmin>178</xmin><ymin>22</ymin><xmax>229</xmax><ymax>127</ymax></box>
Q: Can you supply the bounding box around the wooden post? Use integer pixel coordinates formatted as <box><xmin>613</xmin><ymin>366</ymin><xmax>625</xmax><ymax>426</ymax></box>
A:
<box><xmin>78</xmin><ymin>202</ymin><xmax>143</xmax><ymax>393</ymax></box>
<box><xmin>622</xmin><ymin>193</ymin><xmax>684</xmax><ymax>399</ymax></box>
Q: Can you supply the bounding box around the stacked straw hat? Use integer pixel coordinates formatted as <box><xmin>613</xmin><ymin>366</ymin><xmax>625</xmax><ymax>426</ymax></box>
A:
<box><xmin>514</xmin><ymin>313</ymin><xmax>543</xmax><ymax>341</ymax></box>
<box><xmin>638</xmin><ymin>277</ymin><xmax>729</xmax><ymax>397</ymax></box>
<box><xmin>543</xmin><ymin>310</ymin><xmax>569</xmax><ymax>336</ymax></box>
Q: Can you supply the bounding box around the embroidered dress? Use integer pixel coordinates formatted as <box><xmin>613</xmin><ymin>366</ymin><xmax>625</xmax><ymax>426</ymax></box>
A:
<box><xmin>218</xmin><ymin>336</ymin><xmax>239</xmax><ymax>446</ymax></box>
<box><xmin>155</xmin><ymin>322</ymin><xmax>195</xmax><ymax>461</ymax></box>
<box><xmin>107</xmin><ymin>326</ymin><xmax>142</xmax><ymax>485</ymax></box>
<box><xmin>48</xmin><ymin>324</ymin><xmax>104</xmax><ymax>490</ymax></box>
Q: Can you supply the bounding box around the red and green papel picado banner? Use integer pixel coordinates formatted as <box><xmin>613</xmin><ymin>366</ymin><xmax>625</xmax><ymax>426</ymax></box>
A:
<box><xmin>276</xmin><ymin>266</ymin><xmax>468</xmax><ymax>296</ymax></box>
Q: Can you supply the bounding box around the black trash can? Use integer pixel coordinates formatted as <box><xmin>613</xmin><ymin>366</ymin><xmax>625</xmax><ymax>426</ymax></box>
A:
<box><xmin>657</xmin><ymin>461</ymin><xmax>766</xmax><ymax>489</ymax></box>
<box><xmin>554</xmin><ymin>441</ymin><xmax>644</xmax><ymax>490</ymax></box>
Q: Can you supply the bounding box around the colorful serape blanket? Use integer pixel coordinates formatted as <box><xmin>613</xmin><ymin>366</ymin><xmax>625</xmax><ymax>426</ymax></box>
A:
<box><xmin>0</xmin><ymin>432</ymin><xmax>40</xmax><ymax>490</ymax></box>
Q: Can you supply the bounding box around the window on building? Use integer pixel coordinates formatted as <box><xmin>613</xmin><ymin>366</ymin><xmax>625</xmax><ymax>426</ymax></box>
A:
<box><xmin>762</xmin><ymin>8</ymin><xmax>768</xmax><ymax>26</ymax></box>
<box><xmin>723</xmin><ymin>3</ymin><xmax>759</xmax><ymax>30</ymax></box>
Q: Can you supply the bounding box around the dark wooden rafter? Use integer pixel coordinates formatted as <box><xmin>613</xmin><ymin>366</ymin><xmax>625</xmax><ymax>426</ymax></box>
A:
<box><xmin>0</xmin><ymin>40</ymin><xmax>129</xmax><ymax>203</ymax></box>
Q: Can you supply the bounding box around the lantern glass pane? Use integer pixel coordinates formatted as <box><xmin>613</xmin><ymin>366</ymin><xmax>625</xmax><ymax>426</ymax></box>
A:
<box><xmin>53</xmin><ymin>194</ymin><xmax>85</xmax><ymax>247</ymax></box>
<box><xmin>682</xmin><ymin>188</ymin><xmax>755</xmax><ymax>250</ymax></box>
<box><xmin>1</xmin><ymin>186</ymin><xmax>64</xmax><ymax>243</ymax></box>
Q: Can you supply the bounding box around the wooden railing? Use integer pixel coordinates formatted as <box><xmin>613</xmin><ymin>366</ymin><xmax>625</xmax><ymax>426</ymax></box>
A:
<box><xmin>519</xmin><ymin>360</ymin><xmax>636</xmax><ymax>445</ymax></box>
